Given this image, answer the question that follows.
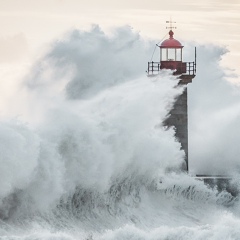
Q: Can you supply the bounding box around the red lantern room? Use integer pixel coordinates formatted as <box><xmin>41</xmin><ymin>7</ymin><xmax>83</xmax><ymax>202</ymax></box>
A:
<box><xmin>147</xmin><ymin>23</ymin><xmax>196</xmax><ymax>84</ymax></box>
<box><xmin>160</xmin><ymin>30</ymin><xmax>186</xmax><ymax>74</ymax></box>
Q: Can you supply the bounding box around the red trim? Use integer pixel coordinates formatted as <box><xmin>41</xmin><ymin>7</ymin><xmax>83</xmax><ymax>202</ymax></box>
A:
<box><xmin>160</xmin><ymin>39</ymin><xmax>183</xmax><ymax>48</ymax></box>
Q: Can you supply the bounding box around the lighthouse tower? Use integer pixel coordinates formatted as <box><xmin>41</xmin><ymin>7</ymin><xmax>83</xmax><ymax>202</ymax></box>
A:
<box><xmin>147</xmin><ymin>22</ymin><xmax>196</xmax><ymax>172</ymax></box>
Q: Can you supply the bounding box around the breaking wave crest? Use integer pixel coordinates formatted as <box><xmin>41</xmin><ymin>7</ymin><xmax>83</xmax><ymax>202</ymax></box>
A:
<box><xmin>0</xmin><ymin>25</ymin><xmax>240</xmax><ymax>239</ymax></box>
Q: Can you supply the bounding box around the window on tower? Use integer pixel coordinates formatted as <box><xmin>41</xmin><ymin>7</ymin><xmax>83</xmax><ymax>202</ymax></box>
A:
<box><xmin>168</xmin><ymin>48</ymin><xmax>175</xmax><ymax>61</ymax></box>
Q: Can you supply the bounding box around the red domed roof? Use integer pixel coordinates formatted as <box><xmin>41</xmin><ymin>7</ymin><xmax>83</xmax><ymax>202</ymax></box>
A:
<box><xmin>160</xmin><ymin>30</ymin><xmax>183</xmax><ymax>48</ymax></box>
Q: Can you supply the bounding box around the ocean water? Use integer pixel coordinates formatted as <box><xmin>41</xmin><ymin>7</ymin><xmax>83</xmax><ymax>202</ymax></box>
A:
<box><xmin>0</xmin><ymin>25</ymin><xmax>240</xmax><ymax>240</ymax></box>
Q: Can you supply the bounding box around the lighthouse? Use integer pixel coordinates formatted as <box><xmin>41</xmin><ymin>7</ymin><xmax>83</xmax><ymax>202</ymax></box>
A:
<box><xmin>147</xmin><ymin>22</ymin><xmax>196</xmax><ymax>172</ymax></box>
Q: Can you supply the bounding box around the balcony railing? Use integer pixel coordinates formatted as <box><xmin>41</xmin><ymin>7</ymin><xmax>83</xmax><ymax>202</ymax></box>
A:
<box><xmin>147</xmin><ymin>61</ymin><xmax>196</xmax><ymax>76</ymax></box>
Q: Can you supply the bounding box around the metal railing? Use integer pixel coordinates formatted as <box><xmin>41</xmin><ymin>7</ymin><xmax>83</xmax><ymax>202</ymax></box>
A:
<box><xmin>186</xmin><ymin>62</ymin><xmax>196</xmax><ymax>76</ymax></box>
<box><xmin>147</xmin><ymin>61</ymin><xmax>196</xmax><ymax>76</ymax></box>
<box><xmin>147</xmin><ymin>62</ymin><xmax>160</xmax><ymax>74</ymax></box>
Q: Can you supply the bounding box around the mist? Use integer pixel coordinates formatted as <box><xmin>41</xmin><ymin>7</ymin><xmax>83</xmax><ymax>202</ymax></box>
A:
<box><xmin>187</xmin><ymin>44</ymin><xmax>240</xmax><ymax>174</ymax></box>
<box><xmin>0</xmin><ymin>25</ymin><xmax>240</xmax><ymax>239</ymax></box>
<box><xmin>0</xmin><ymin>25</ymin><xmax>184</xmax><ymax>216</ymax></box>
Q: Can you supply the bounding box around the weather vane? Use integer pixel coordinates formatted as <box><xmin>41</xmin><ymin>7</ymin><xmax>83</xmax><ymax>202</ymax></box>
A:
<box><xmin>166</xmin><ymin>18</ymin><xmax>177</xmax><ymax>30</ymax></box>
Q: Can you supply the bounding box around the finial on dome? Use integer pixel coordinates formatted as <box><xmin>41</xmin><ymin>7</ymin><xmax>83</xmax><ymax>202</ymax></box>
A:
<box><xmin>169</xmin><ymin>30</ymin><xmax>174</xmax><ymax>39</ymax></box>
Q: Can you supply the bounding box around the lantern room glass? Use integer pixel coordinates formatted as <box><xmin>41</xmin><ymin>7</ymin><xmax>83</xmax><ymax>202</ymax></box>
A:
<box><xmin>160</xmin><ymin>48</ymin><xmax>182</xmax><ymax>61</ymax></box>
